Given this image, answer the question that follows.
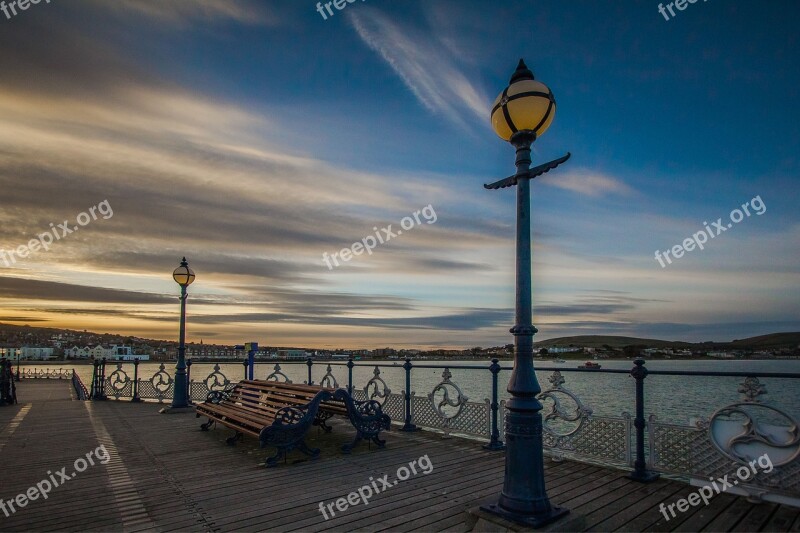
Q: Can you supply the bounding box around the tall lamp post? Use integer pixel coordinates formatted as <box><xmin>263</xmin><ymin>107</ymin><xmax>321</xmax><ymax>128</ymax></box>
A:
<box><xmin>172</xmin><ymin>257</ymin><xmax>195</xmax><ymax>409</ymax></box>
<box><xmin>480</xmin><ymin>59</ymin><xmax>571</xmax><ymax>528</ymax></box>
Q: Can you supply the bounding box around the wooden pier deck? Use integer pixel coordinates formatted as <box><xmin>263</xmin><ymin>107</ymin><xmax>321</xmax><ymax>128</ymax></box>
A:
<box><xmin>1</xmin><ymin>381</ymin><xmax>798</xmax><ymax>532</ymax></box>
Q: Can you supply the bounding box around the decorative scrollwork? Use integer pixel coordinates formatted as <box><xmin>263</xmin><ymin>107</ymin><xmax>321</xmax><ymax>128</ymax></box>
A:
<box><xmin>107</xmin><ymin>363</ymin><xmax>130</xmax><ymax>398</ymax></box>
<box><xmin>206</xmin><ymin>388</ymin><xmax>233</xmax><ymax>405</ymax></box>
<box><xmin>708</xmin><ymin>402</ymin><xmax>800</xmax><ymax>467</ymax></box>
<box><xmin>739</xmin><ymin>376</ymin><xmax>766</xmax><ymax>403</ymax></box>
<box><xmin>265</xmin><ymin>364</ymin><xmax>292</xmax><ymax>383</ymax></box>
<box><xmin>537</xmin><ymin>370</ymin><xmax>593</xmax><ymax>439</ymax></box>
<box><xmin>275</xmin><ymin>406</ymin><xmax>307</xmax><ymax>426</ymax></box>
<box><xmin>320</xmin><ymin>364</ymin><xmax>339</xmax><ymax>389</ymax></box>
<box><xmin>357</xmin><ymin>399</ymin><xmax>383</xmax><ymax>418</ymax></box>
<box><xmin>151</xmin><ymin>364</ymin><xmax>173</xmax><ymax>394</ymax></box>
<box><xmin>430</xmin><ymin>368</ymin><xmax>468</xmax><ymax>419</ymax></box>
<box><xmin>204</xmin><ymin>364</ymin><xmax>230</xmax><ymax>391</ymax></box>
<box><xmin>364</xmin><ymin>367</ymin><xmax>391</xmax><ymax>405</ymax></box>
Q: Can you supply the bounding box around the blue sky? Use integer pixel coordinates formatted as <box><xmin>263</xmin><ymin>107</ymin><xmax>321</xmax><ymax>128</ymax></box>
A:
<box><xmin>0</xmin><ymin>0</ymin><xmax>797</xmax><ymax>347</ymax></box>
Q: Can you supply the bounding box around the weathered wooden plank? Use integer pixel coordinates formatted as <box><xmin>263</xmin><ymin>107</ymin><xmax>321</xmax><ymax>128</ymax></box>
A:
<box><xmin>581</xmin><ymin>477</ymin><xmax>676</xmax><ymax>531</ymax></box>
<box><xmin>731</xmin><ymin>502</ymin><xmax>779</xmax><ymax>532</ymax></box>
<box><xmin>670</xmin><ymin>492</ymin><xmax>740</xmax><ymax>532</ymax></box>
<box><xmin>759</xmin><ymin>503</ymin><xmax>799</xmax><ymax>533</ymax></box>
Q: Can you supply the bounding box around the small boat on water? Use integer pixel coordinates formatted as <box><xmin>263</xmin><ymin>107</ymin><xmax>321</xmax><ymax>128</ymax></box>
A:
<box><xmin>553</xmin><ymin>358</ymin><xmax>567</xmax><ymax>363</ymax></box>
<box><xmin>578</xmin><ymin>361</ymin><xmax>602</xmax><ymax>369</ymax></box>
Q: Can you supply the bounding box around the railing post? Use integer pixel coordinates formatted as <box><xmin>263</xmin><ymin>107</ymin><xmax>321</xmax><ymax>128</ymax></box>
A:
<box><xmin>484</xmin><ymin>358</ymin><xmax>505</xmax><ymax>450</ymax></box>
<box><xmin>98</xmin><ymin>358</ymin><xmax>108</xmax><ymax>400</ymax></box>
<box><xmin>186</xmin><ymin>359</ymin><xmax>193</xmax><ymax>404</ymax></box>
<box><xmin>131</xmin><ymin>358</ymin><xmax>141</xmax><ymax>403</ymax></box>
<box><xmin>629</xmin><ymin>358</ymin><xmax>659</xmax><ymax>482</ymax></box>
<box><xmin>401</xmin><ymin>357</ymin><xmax>417</xmax><ymax>431</ymax></box>
<box><xmin>90</xmin><ymin>359</ymin><xmax>98</xmax><ymax>400</ymax></box>
<box><xmin>306</xmin><ymin>357</ymin><xmax>314</xmax><ymax>385</ymax></box>
<box><xmin>347</xmin><ymin>357</ymin><xmax>354</xmax><ymax>395</ymax></box>
<box><xmin>242</xmin><ymin>360</ymin><xmax>249</xmax><ymax>380</ymax></box>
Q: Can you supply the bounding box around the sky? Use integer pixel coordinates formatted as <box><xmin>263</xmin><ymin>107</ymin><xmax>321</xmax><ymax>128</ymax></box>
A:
<box><xmin>0</xmin><ymin>0</ymin><xmax>798</xmax><ymax>348</ymax></box>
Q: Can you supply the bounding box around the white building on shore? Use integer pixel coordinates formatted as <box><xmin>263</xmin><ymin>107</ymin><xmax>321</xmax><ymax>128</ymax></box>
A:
<box><xmin>67</xmin><ymin>345</ymin><xmax>145</xmax><ymax>360</ymax></box>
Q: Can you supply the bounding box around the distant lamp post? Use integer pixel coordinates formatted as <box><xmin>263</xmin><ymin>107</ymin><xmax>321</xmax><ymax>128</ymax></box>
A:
<box><xmin>480</xmin><ymin>59</ymin><xmax>571</xmax><ymax>528</ymax></box>
<box><xmin>15</xmin><ymin>351</ymin><xmax>20</xmax><ymax>382</ymax></box>
<box><xmin>172</xmin><ymin>257</ymin><xmax>195</xmax><ymax>409</ymax></box>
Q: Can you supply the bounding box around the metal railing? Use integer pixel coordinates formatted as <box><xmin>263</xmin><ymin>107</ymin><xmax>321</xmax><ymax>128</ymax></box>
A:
<box><xmin>78</xmin><ymin>356</ymin><xmax>800</xmax><ymax>505</ymax></box>
<box><xmin>17</xmin><ymin>367</ymin><xmax>72</xmax><ymax>380</ymax></box>
<box><xmin>71</xmin><ymin>369</ymin><xmax>89</xmax><ymax>400</ymax></box>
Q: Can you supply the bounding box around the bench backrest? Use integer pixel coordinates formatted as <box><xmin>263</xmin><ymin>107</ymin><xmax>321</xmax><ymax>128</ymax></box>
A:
<box><xmin>216</xmin><ymin>380</ymin><xmax>331</xmax><ymax>416</ymax></box>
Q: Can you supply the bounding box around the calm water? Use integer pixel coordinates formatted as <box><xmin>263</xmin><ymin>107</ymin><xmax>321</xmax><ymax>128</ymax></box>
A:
<box><xmin>23</xmin><ymin>359</ymin><xmax>800</xmax><ymax>425</ymax></box>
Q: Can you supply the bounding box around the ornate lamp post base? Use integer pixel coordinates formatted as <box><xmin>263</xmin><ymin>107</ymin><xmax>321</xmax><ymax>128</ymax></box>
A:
<box><xmin>480</xmin><ymin>408</ymin><xmax>570</xmax><ymax>528</ymax></box>
<box><xmin>480</xmin><ymin>502</ymin><xmax>569</xmax><ymax>529</ymax></box>
<box><xmin>628</xmin><ymin>470</ymin><xmax>660</xmax><ymax>483</ymax></box>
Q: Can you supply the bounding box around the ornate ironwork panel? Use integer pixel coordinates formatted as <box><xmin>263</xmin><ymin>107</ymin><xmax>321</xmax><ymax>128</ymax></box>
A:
<box><xmin>499</xmin><ymin>370</ymin><xmax>633</xmax><ymax>467</ymax></box>
<box><xmin>265</xmin><ymin>364</ymin><xmax>292</xmax><ymax>383</ymax></box>
<box><xmin>649</xmin><ymin>376</ymin><xmax>800</xmax><ymax>503</ymax></box>
<box><xmin>134</xmin><ymin>364</ymin><xmax>174</xmax><ymax>403</ymax></box>
<box><xmin>320</xmin><ymin>364</ymin><xmax>339</xmax><ymax>389</ymax></box>
<box><xmin>363</xmin><ymin>367</ymin><xmax>391</xmax><ymax>406</ymax></box>
<box><xmin>398</xmin><ymin>368</ymin><xmax>488</xmax><ymax>437</ymax></box>
<box><xmin>105</xmin><ymin>363</ymin><xmax>132</xmax><ymax>400</ymax></box>
<box><xmin>538</xmin><ymin>370</ymin><xmax>593</xmax><ymax>438</ymax></box>
<box><xmin>412</xmin><ymin>393</ymin><xmax>490</xmax><ymax>438</ymax></box>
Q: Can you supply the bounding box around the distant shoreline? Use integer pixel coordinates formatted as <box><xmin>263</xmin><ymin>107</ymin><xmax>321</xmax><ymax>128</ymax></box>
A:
<box><xmin>11</xmin><ymin>355</ymin><xmax>799</xmax><ymax>365</ymax></box>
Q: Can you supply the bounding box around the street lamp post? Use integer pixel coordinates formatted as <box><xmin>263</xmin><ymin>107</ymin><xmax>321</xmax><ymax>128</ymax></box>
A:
<box><xmin>480</xmin><ymin>59</ymin><xmax>571</xmax><ymax>528</ymax></box>
<box><xmin>15</xmin><ymin>351</ymin><xmax>20</xmax><ymax>382</ymax></box>
<box><xmin>172</xmin><ymin>257</ymin><xmax>195</xmax><ymax>409</ymax></box>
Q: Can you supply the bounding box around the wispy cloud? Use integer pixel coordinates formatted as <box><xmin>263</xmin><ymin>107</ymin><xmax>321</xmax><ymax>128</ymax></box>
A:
<box><xmin>543</xmin><ymin>168</ymin><xmax>635</xmax><ymax>197</ymax></box>
<box><xmin>348</xmin><ymin>8</ymin><xmax>489</xmax><ymax>128</ymax></box>
<box><xmin>88</xmin><ymin>0</ymin><xmax>276</xmax><ymax>27</ymax></box>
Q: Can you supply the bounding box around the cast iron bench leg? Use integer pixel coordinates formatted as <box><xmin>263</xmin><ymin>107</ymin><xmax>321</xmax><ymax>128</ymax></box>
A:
<box><xmin>314</xmin><ymin>411</ymin><xmax>334</xmax><ymax>433</ymax></box>
<box><xmin>226</xmin><ymin>431</ymin><xmax>243</xmax><ymax>446</ymax></box>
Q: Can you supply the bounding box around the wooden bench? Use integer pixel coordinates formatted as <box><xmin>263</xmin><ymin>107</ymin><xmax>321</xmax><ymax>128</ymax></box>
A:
<box><xmin>195</xmin><ymin>380</ymin><xmax>390</xmax><ymax>466</ymax></box>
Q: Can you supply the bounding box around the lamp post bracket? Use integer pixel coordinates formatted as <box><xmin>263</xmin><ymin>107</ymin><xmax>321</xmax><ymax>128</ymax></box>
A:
<box><xmin>483</xmin><ymin>152</ymin><xmax>571</xmax><ymax>190</ymax></box>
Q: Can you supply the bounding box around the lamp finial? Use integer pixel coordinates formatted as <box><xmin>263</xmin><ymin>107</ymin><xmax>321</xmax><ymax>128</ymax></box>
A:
<box><xmin>510</xmin><ymin>58</ymin><xmax>535</xmax><ymax>84</ymax></box>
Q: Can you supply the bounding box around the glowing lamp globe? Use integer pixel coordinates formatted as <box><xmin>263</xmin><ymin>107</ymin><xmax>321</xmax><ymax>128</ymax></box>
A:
<box><xmin>491</xmin><ymin>59</ymin><xmax>556</xmax><ymax>142</ymax></box>
<box><xmin>173</xmin><ymin>257</ymin><xmax>195</xmax><ymax>287</ymax></box>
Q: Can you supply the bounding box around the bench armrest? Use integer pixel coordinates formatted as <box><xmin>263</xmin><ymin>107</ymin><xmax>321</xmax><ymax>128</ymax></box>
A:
<box><xmin>259</xmin><ymin>389</ymin><xmax>334</xmax><ymax>448</ymax></box>
<box><xmin>333</xmin><ymin>389</ymin><xmax>392</xmax><ymax>434</ymax></box>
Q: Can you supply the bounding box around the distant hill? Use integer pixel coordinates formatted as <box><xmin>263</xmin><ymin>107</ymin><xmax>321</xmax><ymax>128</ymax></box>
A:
<box><xmin>535</xmin><ymin>336</ymin><xmax>692</xmax><ymax>349</ymax></box>
<box><xmin>728</xmin><ymin>332</ymin><xmax>800</xmax><ymax>348</ymax></box>
<box><xmin>536</xmin><ymin>333</ymin><xmax>800</xmax><ymax>350</ymax></box>
<box><xmin>2</xmin><ymin>322</ymin><xmax>798</xmax><ymax>352</ymax></box>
